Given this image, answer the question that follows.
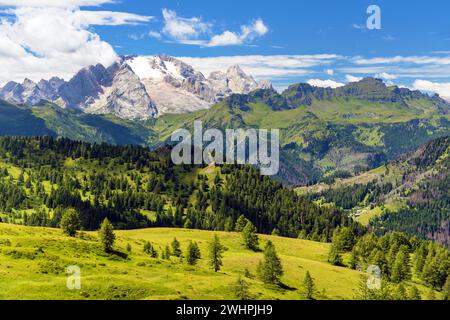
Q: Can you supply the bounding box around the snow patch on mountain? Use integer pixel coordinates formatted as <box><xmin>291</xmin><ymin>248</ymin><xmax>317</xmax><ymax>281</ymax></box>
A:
<box><xmin>0</xmin><ymin>54</ymin><xmax>272</xmax><ymax>119</ymax></box>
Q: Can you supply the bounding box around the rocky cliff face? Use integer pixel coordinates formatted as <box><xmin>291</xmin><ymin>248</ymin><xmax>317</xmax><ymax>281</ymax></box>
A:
<box><xmin>0</xmin><ymin>55</ymin><xmax>272</xmax><ymax>119</ymax></box>
<box><xmin>126</xmin><ymin>55</ymin><xmax>264</xmax><ymax>115</ymax></box>
<box><xmin>0</xmin><ymin>77</ymin><xmax>64</xmax><ymax>106</ymax></box>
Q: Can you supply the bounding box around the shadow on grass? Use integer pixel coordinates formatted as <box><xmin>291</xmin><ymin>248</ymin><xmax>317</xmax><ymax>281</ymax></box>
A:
<box><xmin>108</xmin><ymin>249</ymin><xmax>129</xmax><ymax>260</ymax></box>
<box><xmin>278</xmin><ymin>282</ymin><xmax>297</xmax><ymax>291</ymax></box>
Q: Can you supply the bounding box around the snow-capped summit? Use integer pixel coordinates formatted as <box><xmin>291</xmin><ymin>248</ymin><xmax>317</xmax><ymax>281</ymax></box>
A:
<box><xmin>0</xmin><ymin>54</ymin><xmax>271</xmax><ymax>120</ymax></box>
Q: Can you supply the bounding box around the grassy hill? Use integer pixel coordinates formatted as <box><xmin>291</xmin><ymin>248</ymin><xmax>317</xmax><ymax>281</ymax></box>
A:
<box><xmin>0</xmin><ymin>223</ymin><xmax>439</xmax><ymax>300</ymax></box>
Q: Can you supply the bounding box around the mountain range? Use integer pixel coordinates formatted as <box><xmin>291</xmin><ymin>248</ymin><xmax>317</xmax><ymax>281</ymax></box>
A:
<box><xmin>0</xmin><ymin>56</ymin><xmax>449</xmax><ymax>186</ymax></box>
<box><xmin>0</xmin><ymin>55</ymin><xmax>270</xmax><ymax>120</ymax></box>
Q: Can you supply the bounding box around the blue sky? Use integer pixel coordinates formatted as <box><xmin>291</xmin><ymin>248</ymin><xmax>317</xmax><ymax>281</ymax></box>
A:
<box><xmin>1</xmin><ymin>0</ymin><xmax>450</xmax><ymax>97</ymax></box>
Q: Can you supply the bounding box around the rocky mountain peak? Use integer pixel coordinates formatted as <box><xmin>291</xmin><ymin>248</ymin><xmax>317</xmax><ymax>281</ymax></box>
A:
<box><xmin>0</xmin><ymin>54</ymin><xmax>271</xmax><ymax>119</ymax></box>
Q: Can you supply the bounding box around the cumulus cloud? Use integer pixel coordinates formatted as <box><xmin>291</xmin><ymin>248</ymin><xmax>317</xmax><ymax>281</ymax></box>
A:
<box><xmin>0</xmin><ymin>4</ymin><xmax>151</xmax><ymax>85</ymax></box>
<box><xmin>413</xmin><ymin>80</ymin><xmax>450</xmax><ymax>101</ymax></box>
<box><xmin>208</xmin><ymin>19</ymin><xmax>268</xmax><ymax>47</ymax></box>
<box><xmin>155</xmin><ymin>9</ymin><xmax>268</xmax><ymax>47</ymax></box>
<box><xmin>161</xmin><ymin>8</ymin><xmax>211</xmax><ymax>43</ymax></box>
<box><xmin>307</xmin><ymin>79</ymin><xmax>344</xmax><ymax>88</ymax></box>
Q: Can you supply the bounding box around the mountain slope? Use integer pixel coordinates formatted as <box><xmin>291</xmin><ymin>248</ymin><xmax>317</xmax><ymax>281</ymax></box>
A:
<box><xmin>1</xmin><ymin>77</ymin><xmax>450</xmax><ymax>185</ymax></box>
<box><xmin>0</xmin><ymin>223</ymin><xmax>366</xmax><ymax>300</ymax></box>
<box><xmin>0</xmin><ymin>55</ymin><xmax>268</xmax><ymax>119</ymax></box>
<box><xmin>0</xmin><ymin>136</ymin><xmax>361</xmax><ymax>240</ymax></box>
<box><xmin>0</xmin><ymin>99</ymin><xmax>155</xmax><ymax>145</ymax></box>
<box><xmin>153</xmin><ymin>85</ymin><xmax>450</xmax><ymax>185</ymax></box>
<box><xmin>300</xmin><ymin>136</ymin><xmax>450</xmax><ymax>246</ymax></box>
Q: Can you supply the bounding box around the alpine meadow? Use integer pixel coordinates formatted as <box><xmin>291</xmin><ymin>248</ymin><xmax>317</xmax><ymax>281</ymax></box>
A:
<box><xmin>0</xmin><ymin>0</ymin><xmax>449</xmax><ymax>306</ymax></box>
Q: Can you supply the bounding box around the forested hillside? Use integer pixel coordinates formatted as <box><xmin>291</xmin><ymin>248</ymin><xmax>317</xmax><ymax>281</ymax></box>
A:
<box><xmin>0</xmin><ymin>136</ymin><xmax>362</xmax><ymax>241</ymax></box>
<box><xmin>302</xmin><ymin>136</ymin><xmax>450</xmax><ymax>247</ymax></box>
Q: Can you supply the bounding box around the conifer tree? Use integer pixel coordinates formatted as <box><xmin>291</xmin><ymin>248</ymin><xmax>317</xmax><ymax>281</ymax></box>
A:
<box><xmin>408</xmin><ymin>286</ymin><xmax>421</xmax><ymax>300</ymax></box>
<box><xmin>235</xmin><ymin>215</ymin><xmax>248</xmax><ymax>232</ymax></box>
<box><xmin>391</xmin><ymin>246</ymin><xmax>411</xmax><ymax>283</ymax></box>
<box><xmin>303</xmin><ymin>271</ymin><xmax>315</xmax><ymax>300</ymax></box>
<box><xmin>60</xmin><ymin>208</ymin><xmax>81</xmax><ymax>237</ymax></box>
<box><xmin>186</xmin><ymin>241</ymin><xmax>201</xmax><ymax>265</ymax></box>
<box><xmin>171</xmin><ymin>238</ymin><xmax>182</xmax><ymax>257</ymax></box>
<box><xmin>257</xmin><ymin>241</ymin><xmax>283</xmax><ymax>284</ymax></box>
<box><xmin>209</xmin><ymin>235</ymin><xmax>225</xmax><ymax>272</ymax></box>
<box><xmin>242</xmin><ymin>221</ymin><xmax>259</xmax><ymax>251</ymax></box>
<box><xmin>328</xmin><ymin>242</ymin><xmax>343</xmax><ymax>266</ymax></box>
<box><xmin>98</xmin><ymin>218</ymin><xmax>115</xmax><ymax>252</ymax></box>
<box><xmin>234</xmin><ymin>275</ymin><xmax>250</xmax><ymax>300</ymax></box>
<box><xmin>393</xmin><ymin>283</ymin><xmax>408</xmax><ymax>300</ymax></box>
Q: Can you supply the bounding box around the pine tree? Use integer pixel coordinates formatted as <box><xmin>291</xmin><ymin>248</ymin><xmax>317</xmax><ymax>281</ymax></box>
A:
<box><xmin>349</xmin><ymin>248</ymin><xmax>359</xmax><ymax>270</ymax></box>
<box><xmin>408</xmin><ymin>286</ymin><xmax>421</xmax><ymax>300</ymax></box>
<box><xmin>234</xmin><ymin>275</ymin><xmax>250</xmax><ymax>300</ymax></box>
<box><xmin>126</xmin><ymin>243</ymin><xmax>132</xmax><ymax>253</ymax></box>
<box><xmin>98</xmin><ymin>218</ymin><xmax>115</xmax><ymax>252</ymax></box>
<box><xmin>393</xmin><ymin>283</ymin><xmax>408</xmax><ymax>300</ymax></box>
<box><xmin>257</xmin><ymin>241</ymin><xmax>283</xmax><ymax>284</ymax></box>
<box><xmin>390</xmin><ymin>246</ymin><xmax>411</xmax><ymax>283</ymax></box>
<box><xmin>183</xmin><ymin>218</ymin><xmax>192</xmax><ymax>229</ymax></box>
<box><xmin>60</xmin><ymin>208</ymin><xmax>81</xmax><ymax>237</ymax></box>
<box><xmin>186</xmin><ymin>241</ymin><xmax>201</xmax><ymax>265</ymax></box>
<box><xmin>171</xmin><ymin>238</ymin><xmax>182</xmax><ymax>257</ymax></box>
<box><xmin>328</xmin><ymin>243</ymin><xmax>343</xmax><ymax>266</ymax></box>
<box><xmin>303</xmin><ymin>271</ymin><xmax>315</xmax><ymax>300</ymax></box>
<box><xmin>414</xmin><ymin>243</ymin><xmax>427</xmax><ymax>274</ymax></box>
<box><xmin>143</xmin><ymin>241</ymin><xmax>158</xmax><ymax>258</ymax></box>
<box><xmin>426</xmin><ymin>289</ymin><xmax>436</xmax><ymax>301</ymax></box>
<box><xmin>235</xmin><ymin>215</ymin><xmax>248</xmax><ymax>232</ymax></box>
<box><xmin>242</xmin><ymin>221</ymin><xmax>259</xmax><ymax>251</ymax></box>
<box><xmin>209</xmin><ymin>235</ymin><xmax>225</xmax><ymax>272</ymax></box>
<box><xmin>162</xmin><ymin>245</ymin><xmax>171</xmax><ymax>260</ymax></box>
<box><xmin>354</xmin><ymin>275</ymin><xmax>372</xmax><ymax>300</ymax></box>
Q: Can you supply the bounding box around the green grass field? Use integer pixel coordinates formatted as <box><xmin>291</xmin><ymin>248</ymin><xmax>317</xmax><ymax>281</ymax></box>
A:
<box><xmin>0</xmin><ymin>223</ymin><xmax>438</xmax><ymax>300</ymax></box>
<box><xmin>0</xmin><ymin>223</ymin><xmax>366</xmax><ymax>300</ymax></box>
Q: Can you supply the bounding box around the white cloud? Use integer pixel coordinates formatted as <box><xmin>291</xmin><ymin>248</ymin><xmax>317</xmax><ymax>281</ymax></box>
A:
<box><xmin>153</xmin><ymin>9</ymin><xmax>268</xmax><ymax>47</ymax></box>
<box><xmin>0</xmin><ymin>5</ymin><xmax>150</xmax><ymax>85</ymax></box>
<box><xmin>161</xmin><ymin>8</ymin><xmax>211</xmax><ymax>43</ymax></box>
<box><xmin>208</xmin><ymin>19</ymin><xmax>268</xmax><ymax>47</ymax></box>
<box><xmin>75</xmin><ymin>10</ymin><xmax>152</xmax><ymax>26</ymax></box>
<box><xmin>0</xmin><ymin>0</ymin><xmax>114</xmax><ymax>7</ymax></box>
<box><xmin>412</xmin><ymin>80</ymin><xmax>450</xmax><ymax>101</ymax></box>
<box><xmin>307</xmin><ymin>79</ymin><xmax>344</xmax><ymax>88</ymax></box>
<box><xmin>148</xmin><ymin>31</ymin><xmax>162</xmax><ymax>39</ymax></box>
<box><xmin>375</xmin><ymin>72</ymin><xmax>397</xmax><ymax>80</ymax></box>
<box><xmin>345</xmin><ymin>74</ymin><xmax>363</xmax><ymax>82</ymax></box>
<box><xmin>178</xmin><ymin>54</ymin><xmax>341</xmax><ymax>80</ymax></box>
<box><xmin>325</xmin><ymin>69</ymin><xmax>334</xmax><ymax>75</ymax></box>
<box><xmin>352</xmin><ymin>55</ymin><xmax>450</xmax><ymax>65</ymax></box>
